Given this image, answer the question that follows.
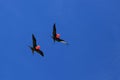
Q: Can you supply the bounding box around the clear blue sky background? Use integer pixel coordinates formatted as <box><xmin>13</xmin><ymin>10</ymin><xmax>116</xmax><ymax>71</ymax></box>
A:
<box><xmin>0</xmin><ymin>0</ymin><xmax>120</xmax><ymax>80</ymax></box>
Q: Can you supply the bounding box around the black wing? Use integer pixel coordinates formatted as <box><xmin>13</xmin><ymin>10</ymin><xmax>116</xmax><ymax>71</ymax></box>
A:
<box><xmin>56</xmin><ymin>38</ymin><xmax>64</xmax><ymax>42</ymax></box>
<box><xmin>32</xmin><ymin>34</ymin><xmax>37</xmax><ymax>48</ymax></box>
<box><xmin>53</xmin><ymin>23</ymin><xmax>56</xmax><ymax>37</ymax></box>
<box><xmin>56</xmin><ymin>38</ymin><xmax>68</xmax><ymax>45</ymax></box>
<box><xmin>36</xmin><ymin>50</ymin><xmax>44</xmax><ymax>56</ymax></box>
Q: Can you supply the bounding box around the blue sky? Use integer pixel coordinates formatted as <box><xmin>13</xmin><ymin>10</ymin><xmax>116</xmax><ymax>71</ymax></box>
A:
<box><xmin>0</xmin><ymin>0</ymin><xmax>120</xmax><ymax>80</ymax></box>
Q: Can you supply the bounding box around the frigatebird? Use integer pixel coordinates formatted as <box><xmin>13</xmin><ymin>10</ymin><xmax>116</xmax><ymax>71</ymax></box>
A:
<box><xmin>52</xmin><ymin>23</ymin><xmax>68</xmax><ymax>44</ymax></box>
<box><xmin>29</xmin><ymin>34</ymin><xmax>44</xmax><ymax>56</ymax></box>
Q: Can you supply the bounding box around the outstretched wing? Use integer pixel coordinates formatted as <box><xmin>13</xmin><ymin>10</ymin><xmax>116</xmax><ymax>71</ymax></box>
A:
<box><xmin>36</xmin><ymin>50</ymin><xmax>44</xmax><ymax>56</ymax></box>
<box><xmin>53</xmin><ymin>23</ymin><xmax>56</xmax><ymax>37</ymax></box>
<box><xmin>32</xmin><ymin>34</ymin><xmax>37</xmax><ymax>48</ymax></box>
<box><xmin>56</xmin><ymin>38</ymin><xmax>68</xmax><ymax>45</ymax></box>
<box><xmin>60</xmin><ymin>41</ymin><xmax>69</xmax><ymax>45</ymax></box>
<box><xmin>56</xmin><ymin>38</ymin><xmax>64</xmax><ymax>42</ymax></box>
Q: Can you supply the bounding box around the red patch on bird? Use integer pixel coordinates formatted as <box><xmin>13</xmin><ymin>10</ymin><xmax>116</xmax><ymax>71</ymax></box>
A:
<box><xmin>56</xmin><ymin>34</ymin><xmax>60</xmax><ymax>38</ymax></box>
<box><xmin>35</xmin><ymin>45</ymin><xmax>40</xmax><ymax>50</ymax></box>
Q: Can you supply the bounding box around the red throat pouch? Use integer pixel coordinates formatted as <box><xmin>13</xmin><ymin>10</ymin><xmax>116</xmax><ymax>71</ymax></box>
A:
<box><xmin>56</xmin><ymin>34</ymin><xmax>60</xmax><ymax>38</ymax></box>
<box><xmin>35</xmin><ymin>45</ymin><xmax>40</xmax><ymax>50</ymax></box>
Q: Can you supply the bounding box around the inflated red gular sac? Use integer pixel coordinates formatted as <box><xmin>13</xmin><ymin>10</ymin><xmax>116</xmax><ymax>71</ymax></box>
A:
<box><xmin>56</xmin><ymin>34</ymin><xmax>60</xmax><ymax>38</ymax></box>
<box><xmin>35</xmin><ymin>45</ymin><xmax>40</xmax><ymax>50</ymax></box>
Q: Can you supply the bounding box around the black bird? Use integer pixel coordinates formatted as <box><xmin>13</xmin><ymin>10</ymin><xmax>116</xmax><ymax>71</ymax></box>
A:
<box><xmin>52</xmin><ymin>23</ymin><xmax>68</xmax><ymax>44</ymax></box>
<box><xmin>29</xmin><ymin>34</ymin><xmax>44</xmax><ymax>56</ymax></box>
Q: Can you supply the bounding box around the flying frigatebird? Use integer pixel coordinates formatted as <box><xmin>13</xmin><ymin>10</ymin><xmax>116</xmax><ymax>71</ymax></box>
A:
<box><xmin>52</xmin><ymin>23</ymin><xmax>68</xmax><ymax>44</ymax></box>
<box><xmin>29</xmin><ymin>34</ymin><xmax>44</xmax><ymax>56</ymax></box>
